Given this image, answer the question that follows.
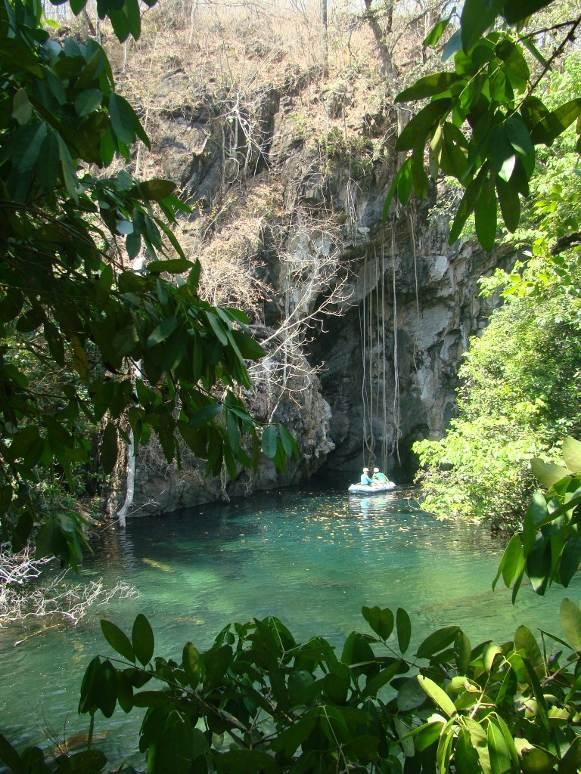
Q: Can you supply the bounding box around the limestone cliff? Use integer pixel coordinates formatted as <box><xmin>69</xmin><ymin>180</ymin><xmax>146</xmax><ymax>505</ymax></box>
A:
<box><xmin>108</xmin><ymin>7</ymin><xmax>512</xmax><ymax>514</ymax></box>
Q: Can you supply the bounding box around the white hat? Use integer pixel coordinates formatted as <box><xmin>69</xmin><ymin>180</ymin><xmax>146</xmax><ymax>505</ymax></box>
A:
<box><xmin>363</xmin><ymin>467</ymin><xmax>369</xmax><ymax>472</ymax></box>
<box><xmin>374</xmin><ymin>467</ymin><xmax>379</xmax><ymax>472</ymax></box>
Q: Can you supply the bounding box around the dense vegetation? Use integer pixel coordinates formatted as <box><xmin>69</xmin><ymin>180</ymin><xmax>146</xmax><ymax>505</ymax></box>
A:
<box><xmin>0</xmin><ymin>0</ymin><xmax>298</xmax><ymax>565</ymax></box>
<box><xmin>0</xmin><ymin>0</ymin><xmax>580</xmax><ymax>772</ymax></box>
<box><xmin>413</xmin><ymin>51</ymin><xmax>580</xmax><ymax>528</ymax></box>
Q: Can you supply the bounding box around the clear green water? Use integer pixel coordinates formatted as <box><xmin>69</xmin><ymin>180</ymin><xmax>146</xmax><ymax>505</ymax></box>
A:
<box><xmin>1</xmin><ymin>488</ymin><xmax>578</xmax><ymax>763</ymax></box>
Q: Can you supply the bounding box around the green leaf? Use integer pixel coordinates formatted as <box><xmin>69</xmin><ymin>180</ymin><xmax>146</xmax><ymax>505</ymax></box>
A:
<box><xmin>75</xmin><ymin>89</ymin><xmax>102</xmax><ymax>117</ymax></box>
<box><xmin>496</xmin><ymin>178</ymin><xmax>520</xmax><ymax>232</ymax></box>
<box><xmin>560</xmin><ymin>598</ymin><xmax>581</xmax><ymax>650</ymax></box>
<box><xmin>559</xmin><ymin>736</ymin><xmax>581</xmax><ymax>774</ymax></box>
<box><xmin>493</xmin><ymin>715</ymin><xmax>518</xmax><ymax>768</ymax></box>
<box><xmin>503</xmin><ymin>1</ymin><xmax>554</xmax><ymax>24</ymax></box>
<box><xmin>397</xmin><ymin>157</ymin><xmax>413</xmax><ymax>204</ymax></box>
<box><xmin>109</xmin><ymin>93</ymin><xmax>150</xmax><ymax>148</ymax></box>
<box><xmin>531</xmin><ymin>98</ymin><xmax>581</xmax><ymax>146</ymax></box>
<box><xmin>0</xmin><ymin>733</ymin><xmax>23</xmax><ymax>773</ymax></box>
<box><xmin>231</xmin><ymin>330</ymin><xmax>265</xmax><ymax>360</ymax></box>
<box><xmin>182</xmin><ymin>642</ymin><xmax>202</xmax><ymax>688</ymax></box>
<box><xmin>139</xmin><ymin>178</ymin><xmax>177</xmax><ymax>201</ymax></box>
<box><xmin>396</xmin><ymin>608</ymin><xmax>411</xmax><ymax>653</ymax></box>
<box><xmin>505</xmin><ymin>115</ymin><xmax>534</xmax><ymax>171</ymax></box>
<box><xmin>461</xmin><ymin>0</ymin><xmax>503</xmax><ymax>52</ymax></box>
<box><xmin>397</xmin><ymin>677</ymin><xmax>427</xmax><ymax>711</ymax></box>
<box><xmin>417</xmin><ymin>626</ymin><xmax>459</xmax><ymax>659</ymax></box>
<box><xmin>362</xmin><ymin>606</ymin><xmax>394</xmax><ymax>640</ymax></box>
<box><xmin>147</xmin><ymin>258</ymin><xmax>193</xmax><ymax>274</ymax></box>
<box><xmin>415</xmin><ymin>721</ymin><xmax>444</xmax><ymax>752</ymax></box>
<box><xmin>475</xmin><ymin>172</ymin><xmax>497</xmax><ymax>251</ymax></box>
<box><xmin>70</xmin><ymin>0</ymin><xmax>89</xmax><ymax>13</ymax></box>
<box><xmin>262</xmin><ymin>425</ymin><xmax>278</xmax><ymax>459</ymax></box>
<box><xmin>530</xmin><ymin>459</ymin><xmax>568</xmax><ymax>489</ymax></box>
<box><xmin>559</xmin><ymin>538</ymin><xmax>581</xmax><ymax>586</ymax></box>
<box><xmin>57</xmin><ymin>134</ymin><xmax>78</xmax><ymax>200</ymax></box>
<box><xmin>449</xmin><ymin>167</ymin><xmax>486</xmax><ymax>244</ymax></box>
<box><xmin>423</xmin><ymin>17</ymin><xmax>450</xmax><ymax>48</ymax></box>
<box><xmin>396</xmin><ymin>73</ymin><xmax>459</xmax><ymax>103</ymax></box>
<box><xmin>454</xmin><ymin>630</ymin><xmax>472</xmax><ymax>674</ymax></box>
<box><xmin>100</xmin><ymin>619</ymin><xmax>135</xmax><ymax>662</ymax></box>
<box><xmin>417</xmin><ymin>675</ymin><xmax>456</xmax><ymax>717</ymax></box>
<box><xmin>271</xmin><ymin>714</ymin><xmax>317</xmax><ymax>756</ymax></box>
<box><xmin>521</xmin><ymin>747</ymin><xmax>556</xmax><ymax>773</ymax></box>
<box><xmin>486</xmin><ymin>719</ymin><xmax>513</xmax><ymax>774</ymax></box>
<box><xmin>132</xmin><ymin>614</ymin><xmax>154</xmax><ymax>666</ymax></box>
<box><xmin>396</xmin><ymin>99</ymin><xmax>451</xmax><ymax>152</ymax></box>
<box><xmin>455</xmin><ymin>728</ymin><xmax>480</xmax><ymax>773</ymax></box>
<box><xmin>514</xmin><ymin>625</ymin><xmax>544</xmax><ymax>677</ymax></box>
<box><xmin>205</xmin><ymin>311</ymin><xmax>228</xmax><ymax>346</ymax></box>
<box><xmin>493</xmin><ymin>534</ymin><xmax>525</xmax><ymax>589</ymax></box>
<box><xmin>363</xmin><ymin>659</ymin><xmax>405</xmax><ymax>697</ymax></box>
<box><xmin>12</xmin><ymin>88</ymin><xmax>32</xmax><ymax>125</ymax></box>
<box><xmin>411</xmin><ymin>146</ymin><xmax>429</xmax><ymax>198</ymax></box>
<box><xmin>96</xmin><ymin>659</ymin><xmax>117</xmax><ymax>718</ymax></box>
<box><xmin>341</xmin><ymin>631</ymin><xmax>376</xmax><ymax>675</ymax></box>
<box><xmin>100</xmin><ymin>422</ymin><xmax>118</xmax><ymax>475</ymax></box>
<box><xmin>147</xmin><ymin>316</ymin><xmax>178</xmax><ymax>348</ymax></box>
<box><xmin>125</xmin><ymin>0</ymin><xmax>141</xmax><ymax>40</ymax></box>
<box><xmin>562</xmin><ymin>437</ymin><xmax>581</xmax><ymax>474</ymax></box>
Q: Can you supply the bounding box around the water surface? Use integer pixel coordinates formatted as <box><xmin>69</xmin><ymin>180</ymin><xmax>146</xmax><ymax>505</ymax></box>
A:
<box><xmin>1</xmin><ymin>488</ymin><xmax>577</xmax><ymax>763</ymax></box>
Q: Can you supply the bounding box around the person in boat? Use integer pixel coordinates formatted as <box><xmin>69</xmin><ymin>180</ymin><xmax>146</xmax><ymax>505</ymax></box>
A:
<box><xmin>360</xmin><ymin>467</ymin><xmax>373</xmax><ymax>486</ymax></box>
<box><xmin>372</xmin><ymin>467</ymin><xmax>389</xmax><ymax>485</ymax></box>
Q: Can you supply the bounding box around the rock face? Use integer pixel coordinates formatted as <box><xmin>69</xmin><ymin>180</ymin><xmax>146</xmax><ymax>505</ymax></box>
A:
<box><xmin>313</xmin><ymin>221</ymin><xmax>512</xmax><ymax>481</ymax></box>
<box><xmin>131</xmin><ymin>365</ymin><xmax>334</xmax><ymax>515</ymax></box>
<box><xmin>122</xmin><ymin>56</ymin><xmax>511</xmax><ymax>514</ymax></box>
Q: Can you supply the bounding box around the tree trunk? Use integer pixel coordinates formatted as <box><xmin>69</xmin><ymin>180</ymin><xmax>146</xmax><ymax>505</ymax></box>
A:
<box><xmin>320</xmin><ymin>0</ymin><xmax>329</xmax><ymax>77</ymax></box>
<box><xmin>363</xmin><ymin>0</ymin><xmax>396</xmax><ymax>79</ymax></box>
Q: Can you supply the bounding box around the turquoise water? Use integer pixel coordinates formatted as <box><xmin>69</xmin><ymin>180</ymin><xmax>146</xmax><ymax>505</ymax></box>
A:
<box><xmin>1</xmin><ymin>488</ymin><xmax>578</xmax><ymax>763</ymax></box>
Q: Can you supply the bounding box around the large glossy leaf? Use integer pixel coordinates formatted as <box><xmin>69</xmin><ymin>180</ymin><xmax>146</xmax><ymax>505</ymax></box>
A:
<box><xmin>362</xmin><ymin>606</ymin><xmax>394</xmax><ymax>640</ymax></box>
<box><xmin>132</xmin><ymin>614</ymin><xmax>154</xmax><ymax>666</ymax></box>
<box><xmin>461</xmin><ymin>0</ymin><xmax>503</xmax><ymax>52</ymax></box>
<box><xmin>139</xmin><ymin>178</ymin><xmax>176</xmax><ymax>201</ymax></box>
<box><xmin>493</xmin><ymin>534</ymin><xmax>525</xmax><ymax>589</ymax></box>
<box><xmin>449</xmin><ymin>167</ymin><xmax>486</xmax><ymax>243</ymax></box>
<box><xmin>262</xmin><ymin>425</ymin><xmax>278</xmax><ymax>459</ymax></box>
<box><xmin>514</xmin><ymin>625</ymin><xmax>544</xmax><ymax>677</ymax></box>
<box><xmin>474</xmin><ymin>173</ymin><xmax>497</xmax><ymax>251</ymax></box>
<box><xmin>417</xmin><ymin>675</ymin><xmax>456</xmax><ymax>717</ymax></box>
<box><xmin>396</xmin><ymin>73</ymin><xmax>459</xmax><ymax>103</ymax></box>
<box><xmin>560</xmin><ymin>598</ymin><xmax>581</xmax><ymax>650</ymax></box>
<box><xmin>396</xmin><ymin>99</ymin><xmax>451</xmax><ymax>152</ymax></box>
<box><xmin>533</xmin><ymin>461</ymin><xmax>570</xmax><ymax>492</ymax></box>
<box><xmin>101</xmin><ymin>619</ymin><xmax>135</xmax><ymax>663</ymax></box>
<box><xmin>423</xmin><ymin>17</ymin><xmax>450</xmax><ymax>48</ymax></box>
<box><xmin>396</xmin><ymin>608</ymin><xmax>411</xmax><ymax>653</ymax></box>
<box><xmin>496</xmin><ymin>177</ymin><xmax>521</xmax><ymax>232</ymax></box>
<box><xmin>503</xmin><ymin>0</ymin><xmax>555</xmax><ymax>24</ymax></box>
<box><xmin>417</xmin><ymin>626</ymin><xmax>460</xmax><ymax>659</ymax></box>
<box><xmin>486</xmin><ymin>719</ymin><xmax>513</xmax><ymax>774</ymax></box>
<box><xmin>562</xmin><ymin>436</ymin><xmax>581</xmax><ymax>474</ymax></box>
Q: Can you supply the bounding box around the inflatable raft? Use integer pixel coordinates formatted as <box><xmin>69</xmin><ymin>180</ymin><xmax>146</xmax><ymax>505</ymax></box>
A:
<box><xmin>348</xmin><ymin>482</ymin><xmax>396</xmax><ymax>495</ymax></box>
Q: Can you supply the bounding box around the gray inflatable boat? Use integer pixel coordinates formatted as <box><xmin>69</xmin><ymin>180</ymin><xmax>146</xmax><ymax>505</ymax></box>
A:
<box><xmin>348</xmin><ymin>482</ymin><xmax>396</xmax><ymax>495</ymax></box>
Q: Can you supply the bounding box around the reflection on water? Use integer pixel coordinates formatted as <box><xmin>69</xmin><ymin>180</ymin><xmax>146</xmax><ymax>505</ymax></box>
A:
<box><xmin>0</xmin><ymin>487</ymin><xmax>578</xmax><ymax>763</ymax></box>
